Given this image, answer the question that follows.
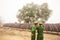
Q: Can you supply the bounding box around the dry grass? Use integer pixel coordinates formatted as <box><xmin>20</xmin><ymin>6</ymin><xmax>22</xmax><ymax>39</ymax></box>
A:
<box><xmin>0</xmin><ymin>27</ymin><xmax>60</xmax><ymax>40</ymax></box>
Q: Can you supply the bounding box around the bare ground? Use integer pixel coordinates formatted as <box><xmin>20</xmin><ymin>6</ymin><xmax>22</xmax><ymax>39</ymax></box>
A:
<box><xmin>0</xmin><ymin>27</ymin><xmax>60</xmax><ymax>40</ymax></box>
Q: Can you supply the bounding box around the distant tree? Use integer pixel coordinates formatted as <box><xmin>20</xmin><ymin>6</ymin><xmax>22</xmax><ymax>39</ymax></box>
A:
<box><xmin>0</xmin><ymin>17</ymin><xmax>2</xmax><ymax>26</ymax></box>
<box><xmin>17</xmin><ymin>3</ymin><xmax>52</xmax><ymax>23</ymax></box>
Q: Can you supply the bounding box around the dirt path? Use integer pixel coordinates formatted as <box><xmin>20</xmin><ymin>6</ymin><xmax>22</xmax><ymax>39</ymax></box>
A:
<box><xmin>0</xmin><ymin>35</ymin><xmax>24</xmax><ymax>40</ymax></box>
<box><xmin>0</xmin><ymin>31</ymin><xmax>60</xmax><ymax>40</ymax></box>
<box><xmin>0</xmin><ymin>27</ymin><xmax>60</xmax><ymax>40</ymax></box>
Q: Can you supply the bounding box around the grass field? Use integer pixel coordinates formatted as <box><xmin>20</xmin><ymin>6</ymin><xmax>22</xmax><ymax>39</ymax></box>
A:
<box><xmin>0</xmin><ymin>27</ymin><xmax>60</xmax><ymax>40</ymax></box>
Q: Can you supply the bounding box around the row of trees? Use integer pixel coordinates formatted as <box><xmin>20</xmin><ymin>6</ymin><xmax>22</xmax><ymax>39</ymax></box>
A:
<box><xmin>17</xmin><ymin>3</ymin><xmax>52</xmax><ymax>23</ymax></box>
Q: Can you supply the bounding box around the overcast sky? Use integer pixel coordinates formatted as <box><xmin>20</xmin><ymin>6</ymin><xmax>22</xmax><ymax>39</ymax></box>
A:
<box><xmin>0</xmin><ymin>0</ymin><xmax>60</xmax><ymax>23</ymax></box>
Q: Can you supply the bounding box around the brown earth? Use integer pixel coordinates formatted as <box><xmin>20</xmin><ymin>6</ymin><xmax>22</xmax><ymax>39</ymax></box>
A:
<box><xmin>0</xmin><ymin>27</ymin><xmax>60</xmax><ymax>40</ymax></box>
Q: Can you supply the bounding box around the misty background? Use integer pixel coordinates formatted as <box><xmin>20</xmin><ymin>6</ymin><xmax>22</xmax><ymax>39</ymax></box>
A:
<box><xmin>0</xmin><ymin>0</ymin><xmax>60</xmax><ymax>23</ymax></box>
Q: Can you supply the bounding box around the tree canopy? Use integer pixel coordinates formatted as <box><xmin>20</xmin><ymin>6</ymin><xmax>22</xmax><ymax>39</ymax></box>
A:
<box><xmin>17</xmin><ymin>3</ymin><xmax>52</xmax><ymax>23</ymax></box>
